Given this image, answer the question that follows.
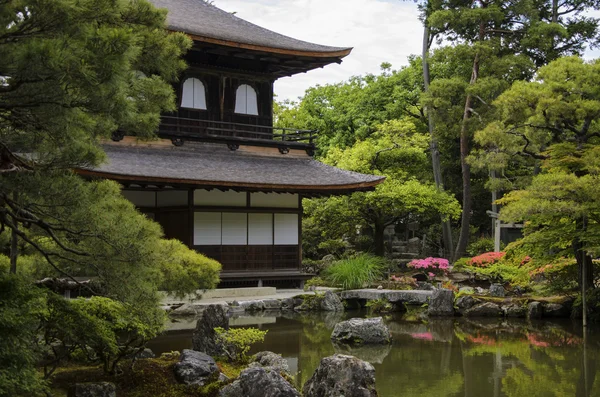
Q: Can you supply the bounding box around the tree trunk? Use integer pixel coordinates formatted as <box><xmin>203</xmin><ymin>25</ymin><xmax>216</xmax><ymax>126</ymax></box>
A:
<box><xmin>9</xmin><ymin>192</ymin><xmax>18</xmax><ymax>274</ymax></box>
<box><xmin>574</xmin><ymin>217</ymin><xmax>594</xmax><ymax>291</ymax></box>
<box><xmin>422</xmin><ymin>23</ymin><xmax>454</xmax><ymax>258</ymax></box>
<box><xmin>373</xmin><ymin>220</ymin><xmax>386</xmax><ymax>257</ymax></box>
<box><xmin>453</xmin><ymin>18</ymin><xmax>484</xmax><ymax>261</ymax></box>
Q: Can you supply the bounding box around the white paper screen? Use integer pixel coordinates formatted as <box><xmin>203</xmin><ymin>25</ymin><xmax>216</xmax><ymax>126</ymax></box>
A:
<box><xmin>274</xmin><ymin>213</ymin><xmax>298</xmax><ymax>245</ymax></box>
<box><xmin>194</xmin><ymin>212</ymin><xmax>221</xmax><ymax>245</ymax></box>
<box><xmin>248</xmin><ymin>213</ymin><xmax>273</xmax><ymax>245</ymax></box>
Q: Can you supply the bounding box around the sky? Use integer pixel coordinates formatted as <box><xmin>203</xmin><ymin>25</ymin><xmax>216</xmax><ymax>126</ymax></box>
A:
<box><xmin>214</xmin><ymin>0</ymin><xmax>600</xmax><ymax>102</ymax></box>
<box><xmin>214</xmin><ymin>0</ymin><xmax>424</xmax><ymax>102</ymax></box>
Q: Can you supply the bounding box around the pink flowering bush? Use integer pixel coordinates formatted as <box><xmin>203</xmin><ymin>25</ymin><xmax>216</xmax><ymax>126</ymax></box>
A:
<box><xmin>408</xmin><ymin>257</ymin><xmax>450</xmax><ymax>280</ymax></box>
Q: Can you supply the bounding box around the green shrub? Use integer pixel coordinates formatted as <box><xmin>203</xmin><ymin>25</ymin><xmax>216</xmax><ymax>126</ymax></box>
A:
<box><xmin>323</xmin><ymin>254</ymin><xmax>387</xmax><ymax>290</ymax></box>
<box><xmin>304</xmin><ymin>277</ymin><xmax>328</xmax><ymax>290</ymax></box>
<box><xmin>214</xmin><ymin>327</ymin><xmax>268</xmax><ymax>363</ymax></box>
<box><xmin>452</xmin><ymin>257</ymin><xmax>471</xmax><ymax>271</ymax></box>
<box><xmin>466</xmin><ymin>237</ymin><xmax>495</xmax><ymax>256</ymax></box>
<box><xmin>157</xmin><ymin>239</ymin><xmax>221</xmax><ymax>298</ymax></box>
<box><xmin>42</xmin><ymin>294</ymin><xmax>165</xmax><ymax>375</ymax></box>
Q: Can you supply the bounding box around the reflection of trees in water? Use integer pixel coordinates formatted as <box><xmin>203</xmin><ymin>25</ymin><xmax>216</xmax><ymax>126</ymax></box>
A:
<box><xmin>457</xmin><ymin>319</ymin><xmax>599</xmax><ymax>397</ymax></box>
<box><xmin>249</xmin><ymin>313</ymin><xmax>599</xmax><ymax>397</ymax></box>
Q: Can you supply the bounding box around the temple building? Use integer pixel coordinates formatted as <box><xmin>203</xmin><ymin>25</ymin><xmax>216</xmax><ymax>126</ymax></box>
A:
<box><xmin>78</xmin><ymin>0</ymin><xmax>384</xmax><ymax>286</ymax></box>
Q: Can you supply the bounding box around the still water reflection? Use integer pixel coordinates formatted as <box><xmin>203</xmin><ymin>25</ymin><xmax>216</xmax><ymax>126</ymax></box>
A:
<box><xmin>148</xmin><ymin>312</ymin><xmax>600</xmax><ymax>397</ymax></box>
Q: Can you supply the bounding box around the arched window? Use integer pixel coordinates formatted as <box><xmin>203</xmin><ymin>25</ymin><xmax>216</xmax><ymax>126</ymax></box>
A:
<box><xmin>181</xmin><ymin>78</ymin><xmax>207</xmax><ymax>110</ymax></box>
<box><xmin>234</xmin><ymin>84</ymin><xmax>258</xmax><ymax>115</ymax></box>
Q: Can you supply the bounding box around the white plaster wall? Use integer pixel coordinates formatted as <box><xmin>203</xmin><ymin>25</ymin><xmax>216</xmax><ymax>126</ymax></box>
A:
<box><xmin>250</xmin><ymin>192</ymin><xmax>298</xmax><ymax>208</ymax></box>
<box><xmin>194</xmin><ymin>190</ymin><xmax>246</xmax><ymax>206</ymax></box>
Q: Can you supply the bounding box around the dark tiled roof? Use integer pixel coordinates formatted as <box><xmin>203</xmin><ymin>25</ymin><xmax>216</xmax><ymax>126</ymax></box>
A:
<box><xmin>81</xmin><ymin>143</ymin><xmax>384</xmax><ymax>194</ymax></box>
<box><xmin>149</xmin><ymin>0</ymin><xmax>351</xmax><ymax>55</ymax></box>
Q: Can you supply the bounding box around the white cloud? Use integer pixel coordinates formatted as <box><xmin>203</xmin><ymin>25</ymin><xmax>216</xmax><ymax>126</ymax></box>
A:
<box><xmin>214</xmin><ymin>0</ymin><xmax>423</xmax><ymax>101</ymax></box>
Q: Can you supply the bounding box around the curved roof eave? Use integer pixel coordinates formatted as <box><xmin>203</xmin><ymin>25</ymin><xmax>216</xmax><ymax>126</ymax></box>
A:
<box><xmin>149</xmin><ymin>0</ymin><xmax>352</xmax><ymax>58</ymax></box>
<box><xmin>76</xmin><ymin>169</ymin><xmax>385</xmax><ymax>194</ymax></box>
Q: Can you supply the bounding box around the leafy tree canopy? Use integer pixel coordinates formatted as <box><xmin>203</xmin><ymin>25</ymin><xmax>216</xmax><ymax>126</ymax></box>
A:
<box><xmin>304</xmin><ymin>119</ymin><xmax>461</xmax><ymax>257</ymax></box>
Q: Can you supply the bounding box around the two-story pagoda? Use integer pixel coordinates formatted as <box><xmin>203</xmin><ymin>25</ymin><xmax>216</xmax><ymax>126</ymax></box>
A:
<box><xmin>78</xmin><ymin>0</ymin><xmax>384</xmax><ymax>286</ymax></box>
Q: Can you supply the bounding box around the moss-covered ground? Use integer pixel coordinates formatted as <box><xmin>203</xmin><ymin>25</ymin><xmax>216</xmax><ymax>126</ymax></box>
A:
<box><xmin>48</xmin><ymin>357</ymin><xmax>245</xmax><ymax>397</ymax></box>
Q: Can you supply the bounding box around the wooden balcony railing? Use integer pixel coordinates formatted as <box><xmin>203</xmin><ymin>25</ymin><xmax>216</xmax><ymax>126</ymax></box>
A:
<box><xmin>157</xmin><ymin>116</ymin><xmax>317</xmax><ymax>152</ymax></box>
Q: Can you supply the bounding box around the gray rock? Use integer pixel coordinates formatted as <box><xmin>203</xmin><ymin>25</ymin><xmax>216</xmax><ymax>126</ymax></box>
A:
<box><xmin>332</xmin><ymin>342</ymin><xmax>392</xmax><ymax>364</ymax></box>
<box><xmin>322</xmin><ymin>254</ymin><xmax>336</xmax><ymax>264</ymax></box>
<box><xmin>251</xmin><ymin>351</ymin><xmax>290</xmax><ymax>374</ymax></box>
<box><xmin>464</xmin><ymin>302</ymin><xmax>503</xmax><ymax>317</ymax></box>
<box><xmin>174</xmin><ymin>349</ymin><xmax>219</xmax><ymax>386</ymax></box>
<box><xmin>218</xmin><ymin>373</ymin><xmax>230</xmax><ymax>383</ymax></box>
<box><xmin>303</xmin><ymin>354</ymin><xmax>378</xmax><ymax>397</ymax></box>
<box><xmin>459</xmin><ymin>287</ymin><xmax>475</xmax><ymax>294</ymax></box>
<box><xmin>428</xmin><ymin>289</ymin><xmax>455</xmax><ymax>317</ymax></box>
<box><xmin>192</xmin><ymin>304</ymin><xmax>229</xmax><ymax>356</ymax></box>
<box><xmin>474</xmin><ymin>287</ymin><xmax>487</xmax><ymax>295</ymax></box>
<box><xmin>68</xmin><ymin>382</ymin><xmax>116</xmax><ymax>397</ymax></box>
<box><xmin>170</xmin><ymin>302</ymin><xmax>205</xmax><ymax>317</ymax></box>
<box><xmin>504</xmin><ymin>304</ymin><xmax>526</xmax><ymax>318</ymax></box>
<box><xmin>134</xmin><ymin>348</ymin><xmax>155</xmax><ymax>359</ymax></box>
<box><xmin>262</xmin><ymin>299</ymin><xmax>282</xmax><ymax>310</ymax></box>
<box><xmin>331</xmin><ymin>317</ymin><xmax>392</xmax><ymax>345</ymax></box>
<box><xmin>528</xmin><ymin>301</ymin><xmax>543</xmax><ymax>319</ymax></box>
<box><xmin>543</xmin><ymin>302</ymin><xmax>570</xmax><ymax>317</ymax></box>
<box><xmin>415</xmin><ymin>281</ymin><xmax>436</xmax><ymax>291</ymax></box>
<box><xmin>219</xmin><ymin>367</ymin><xmax>300</xmax><ymax>397</ymax></box>
<box><xmin>456</xmin><ymin>295</ymin><xmax>477</xmax><ymax>311</ymax></box>
<box><xmin>237</xmin><ymin>300</ymin><xmax>266</xmax><ymax>312</ymax></box>
<box><xmin>339</xmin><ymin>289</ymin><xmax>432</xmax><ymax>305</ymax></box>
<box><xmin>321</xmin><ymin>290</ymin><xmax>344</xmax><ymax>312</ymax></box>
<box><xmin>489</xmin><ymin>284</ymin><xmax>505</xmax><ymax>297</ymax></box>
<box><xmin>280</xmin><ymin>298</ymin><xmax>295</xmax><ymax>311</ymax></box>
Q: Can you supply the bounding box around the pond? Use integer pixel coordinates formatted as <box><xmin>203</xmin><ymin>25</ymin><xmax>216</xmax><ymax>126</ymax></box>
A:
<box><xmin>147</xmin><ymin>311</ymin><xmax>600</xmax><ymax>397</ymax></box>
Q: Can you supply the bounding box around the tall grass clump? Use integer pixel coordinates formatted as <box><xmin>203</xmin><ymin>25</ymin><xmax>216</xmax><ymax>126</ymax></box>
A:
<box><xmin>324</xmin><ymin>254</ymin><xmax>387</xmax><ymax>290</ymax></box>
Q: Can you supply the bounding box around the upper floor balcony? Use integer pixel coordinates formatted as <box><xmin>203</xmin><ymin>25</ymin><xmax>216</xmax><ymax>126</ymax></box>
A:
<box><xmin>154</xmin><ymin>114</ymin><xmax>317</xmax><ymax>155</ymax></box>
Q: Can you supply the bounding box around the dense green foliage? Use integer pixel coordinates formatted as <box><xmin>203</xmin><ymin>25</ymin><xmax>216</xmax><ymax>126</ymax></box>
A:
<box><xmin>491</xmin><ymin>57</ymin><xmax>600</xmax><ymax>289</ymax></box>
<box><xmin>323</xmin><ymin>254</ymin><xmax>387</xmax><ymax>290</ymax></box>
<box><xmin>301</xmin><ymin>119</ymin><xmax>461</xmax><ymax>257</ymax></box>
<box><xmin>214</xmin><ymin>327</ymin><xmax>268</xmax><ymax>363</ymax></box>
<box><xmin>0</xmin><ymin>275</ymin><xmax>46</xmax><ymax>397</ymax></box>
<box><xmin>42</xmin><ymin>295</ymin><xmax>166</xmax><ymax>375</ymax></box>
<box><xmin>0</xmin><ymin>1</ymin><xmax>220</xmax><ymax>395</ymax></box>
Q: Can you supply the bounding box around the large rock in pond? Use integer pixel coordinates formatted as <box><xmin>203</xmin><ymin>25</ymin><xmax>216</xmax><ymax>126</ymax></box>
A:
<box><xmin>192</xmin><ymin>304</ymin><xmax>228</xmax><ymax>356</ymax></box>
<box><xmin>464</xmin><ymin>302</ymin><xmax>503</xmax><ymax>317</ymax></box>
<box><xmin>68</xmin><ymin>382</ymin><xmax>116</xmax><ymax>397</ymax></box>
<box><xmin>303</xmin><ymin>354</ymin><xmax>377</xmax><ymax>397</ymax></box>
<box><xmin>332</xmin><ymin>342</ymin><xmax>392</xmax><ymax>364</ymax></box>
<box><xmin>250</xmin><ymin>351</ymin><xmax>290</xmax><ymax>374</ymax></box>
<box><xmin>219</xmin><ymin>366</ymin><xmax>300</xmax><ymax>397</ymax></box>
<box><xmin>456</xmin><ymin>295</ymin><xmax>477</xmax><ymax>312</ymax></box>
<box><xmin>528</xmin><ymin>301</ymin><xmax>543</xmax><ymax>319</ymax></box>
<box><xmin>331</xmin><ymin>317</ymin><xmax>391</xmax><ymax>345</ymax></box>
<box><xmin>174</xmin><ymin>349</ymin><xmax>220</xmax><ymax>386</ymax></box>
<box><xmin>543</xmin><ymin>302</ymin><xmax>570</xmax><ymax>317</ymax></box>
<box><xmin>428</xmin><ymin>289</ymin><xmax>454</xmax><ymax>316</ymax></box>
<box><xmin>321</xmin><ymin>290</ymin><xmax>344</xmax><ymax>312</ymax></box>
<box><xmin>504</xmin><ymin>304</ymin><xmax>526</xmax><ymax>318</ymax></box>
